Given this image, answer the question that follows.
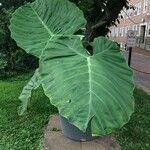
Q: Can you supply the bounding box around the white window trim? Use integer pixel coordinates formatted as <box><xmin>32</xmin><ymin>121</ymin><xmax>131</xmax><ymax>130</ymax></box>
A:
<box><xmin>143</xmin><ymin>0</ymin><xmax>148</xmax><ymax>13</ymax></box>
<box><xmin>137</xmin><ymin>2</ymin><xmax>142</xmax><ymax>15</ymax></box>
<box><xmin>134</xmin><ymin>4</ymin><xmax>138</xmax><ymax>16</ymax></box>
<box><xmin>139</xmin><ymin>22</ymin><xmax>148</xmax><ymax>37</ymax></box>
<box><xmin>147</xmin><ymin>22</ymin><xmax>150</xmax><ymax>36</ymax></box>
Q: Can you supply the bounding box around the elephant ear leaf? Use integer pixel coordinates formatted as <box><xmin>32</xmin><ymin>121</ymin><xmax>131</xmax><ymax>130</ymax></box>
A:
<box><xmin>18</xmin><ymin>69</ymin><xmax>41</xmax><ymax>115</ymax></box>
<box><xmin>9</xmin><ymin>0</ymin><xmax>86</xmax><ymax>58</ymax></box>
<box><xmin>39</xmin><ymin>36</ymin><xmax>134</xmax><ymax>136</ymax></box>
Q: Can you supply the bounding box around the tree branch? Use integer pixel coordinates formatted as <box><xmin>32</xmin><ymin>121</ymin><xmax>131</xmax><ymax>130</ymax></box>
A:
<box><xmin>91</xmin><ymin>20</ymin><xmax>107</xmax><ymax>29</ymax></box>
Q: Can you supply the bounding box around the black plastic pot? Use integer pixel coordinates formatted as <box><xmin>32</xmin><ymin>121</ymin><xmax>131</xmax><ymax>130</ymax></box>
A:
<box><xmin>59</xmin><ymin>116</ymin><xmax>99</xmax><ymax>141</ymax></box>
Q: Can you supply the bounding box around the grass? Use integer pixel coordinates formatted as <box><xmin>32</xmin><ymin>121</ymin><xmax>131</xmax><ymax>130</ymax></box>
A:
<box><xmin>0</xmin><ymin>73</ymin><xmax>150</xmax><ymax>150</ymax></box>
<box><xmin>0</xmin><ymin>73</ymin><xmax>57</xmax><ymax>150</ymax></box>
<box><xmin>115</xmin><ymin>89</ymin><xmax>150</xmax><ymax>150</ymax></box>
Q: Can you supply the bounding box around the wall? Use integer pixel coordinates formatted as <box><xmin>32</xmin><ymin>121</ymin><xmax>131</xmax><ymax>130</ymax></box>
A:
<box><xmin>109</xmin><ymin>0</ymin><xmax>150</xmax><ymax>51</ymax></box>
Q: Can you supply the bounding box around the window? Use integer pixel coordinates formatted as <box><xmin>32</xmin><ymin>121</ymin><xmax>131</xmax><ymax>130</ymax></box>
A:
<box><xmin>143</xmin><ymin>0</ymin><xmax>148</xmax><ymax>13</ymax></box>
<box><xmin>128</xmin><ymin>9</ymin><xmax>131</xmax><ymax>17</ymax></box>
<box><xmin>120</xmin><ymin>11</ymin><xmax>125</xmax><ymax>20</ymax></box>
<box><xmin>127</xmin><ymin>9</ymin><xmax>131</xmax><ymax>17</ymax></box>
<box><xmin>111</xmin><ymin>28</ymin><xmax>115</xmax><ymax>37</ymax></box>
<box><xmin>137</xmin><ymin>25</ymin><xmax>140</xmax><ymax>35</ymax></box>
<box><xmin>119</xmin><ymin>28</ymin><xmax>121</xmax><ymax>36</ymax></box>
<box><xmin>126</xmin><ymin>9</ymin><xmax>129</xmax><ymax>18</ymax></box>
<box><xmin>125</xmin><ymin>27</ymin><xmax>128</xmax><ymax>35</ymax></box>
<box><xmin>134</xmin><ymin>25</ymin><xmax>140</xmax><ymax>35</ymax></box>
<box><xmin>134</xmin><ymin>3</ymin><xmax>142</xmax><ymax>16</ymax></box>
<box><xmin>129</xmin><ymin>26</ymin><xmax>132</xmax><ymax>30</ymax></box>
<box><xmin>134</xmin><ymin>25</ymin><xmax>136</xmax><ymax>31</ymax></box>
<box><xmin>129</xmin><ymin>9</ymin><xmax>134</xmax><ymax>17</ymax></box>
<box><xmin>148</xmin><ymin>23</ymin><xmax>150</xmax><ymax>35</ymax></box>
<box><xmin>137</xmin><ymin>2</ymin><xmax>142</xmax><ymax>15</ymax></box>
<box><xmin>122</xmin><ymin>12</ymin><xmax>125</xmax><ymax>19</ymax></box>
<box><xmin>134</xmin><ymin>5</ymin><xmax>138</xmax><ymax>16</ymax></box>
<box><xmin>115</xmin><ymin>28</ymin><xmax>119</xmax><ymax>37</ymax></box>
<box><xmin>122</xmin><ymin>27</ymin><xmax>124</xmax><ymax>37</ymax></box>
<box><xmin>119</xmin><ymin>28</ymin><xmax>124</xmax><ymax>37</ymax></box>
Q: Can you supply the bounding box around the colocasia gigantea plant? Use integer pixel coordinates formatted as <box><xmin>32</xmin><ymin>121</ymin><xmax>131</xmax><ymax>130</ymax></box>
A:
<box><xmin>9</xmin><ymin>0</ymin><xmax>134</xmax><ymax>136</ymax></box>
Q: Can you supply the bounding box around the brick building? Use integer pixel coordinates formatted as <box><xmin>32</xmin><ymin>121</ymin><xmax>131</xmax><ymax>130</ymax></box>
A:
<box><xmin>109</xmin><ymin>0</ymin><xmax>150</xmax><ymax>51</ymax></box>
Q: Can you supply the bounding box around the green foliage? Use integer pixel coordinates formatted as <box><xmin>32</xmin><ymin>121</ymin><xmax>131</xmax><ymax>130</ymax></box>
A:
<box><xmin>0</xmin><ymin>53</ymin><xmax>7</xmax><ymax>70</ymax></box>
<box><xmin>10</xmin><ymin>0</ymin><xmax>134</xmax><ymax>136</ymax></box>
<box><xmin>0</xmin><ymin>5</ymin><xmax>37</xmax><ymax>75</ymax></box>
<box><xmin>18</xmin><ymin>69</ymin><xmax>41</xmax><ymax>115</ymax></box>
<box><xmin>0</xmin><ymin>53</ymin><xmax>8</xmax><ymax>79</ymax></box>
<box><xmin>0</xmin><ymin>0</ymin><xmax>34</xmax><ymax>9</ymax></box>
<box><xmin>0</xmin><ymin>27</ymin><xmax>4</xmax><ymax>44</ymax></box>
<box><xmin>40</xmin><ymin>36</ymin><xmax>134</xmax><ymax>136</ymax></box>
<box><xmin>70</xmin><ymin>0</ymin><xmax>94</xmax><ymax>14</ymax></box>
<box><xmin>9</xmin><ymin>0</ymin><xmax>86</xmax><ymax>58</ymax></box>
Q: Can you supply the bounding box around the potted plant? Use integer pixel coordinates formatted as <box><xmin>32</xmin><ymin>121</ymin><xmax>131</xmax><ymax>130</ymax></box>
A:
<box><xmin>9</xmin><ymin>0</ymin><xmax>134</xmax><ymax>141</ymax></box>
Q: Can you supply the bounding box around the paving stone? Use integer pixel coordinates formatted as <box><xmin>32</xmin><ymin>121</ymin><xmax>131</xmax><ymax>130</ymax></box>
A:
<box><xmin>43</xmin><ymin>115</ymin><xmax>121</xmax><ymax>150</ymax></box>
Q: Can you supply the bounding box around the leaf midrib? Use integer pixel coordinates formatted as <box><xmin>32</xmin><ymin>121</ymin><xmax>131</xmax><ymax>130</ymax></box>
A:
<box><xmin>30</xmin><ymin>5</ymin><xmax>54</xmax><ymax>37</ymax></box>
<box><xmin>30</xmin><ymin>5</ymin><xmax>81</xmax><ymax>40</ymax></box>
<box><xmin>84</xmin><ymin>57</ymin><xmax>93</xmax><ymax>128</ymax></box>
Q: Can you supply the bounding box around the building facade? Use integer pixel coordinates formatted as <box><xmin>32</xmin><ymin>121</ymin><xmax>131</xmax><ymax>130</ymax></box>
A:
<box><xmin>109</xmin><ymin>0</ymin><xmax>150</xmax><ymax>51</ymax></box>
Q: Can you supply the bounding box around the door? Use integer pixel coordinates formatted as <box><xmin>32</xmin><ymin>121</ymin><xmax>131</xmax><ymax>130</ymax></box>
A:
<box><xmin>140</xmin><ymin>25</ymin><xmax>146</xmax><ymax>43</ymax></box>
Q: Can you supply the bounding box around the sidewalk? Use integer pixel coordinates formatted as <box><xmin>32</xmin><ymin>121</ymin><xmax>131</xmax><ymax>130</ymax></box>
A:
<box><xmin>132</xmin><ymin>47</ymin><xmax>150</xmax><ymax>57</ymax></box>
<box><xmin>122</xmin><ymin>47</ymin><xmax>150</xmax><ymax>94</ymax></box>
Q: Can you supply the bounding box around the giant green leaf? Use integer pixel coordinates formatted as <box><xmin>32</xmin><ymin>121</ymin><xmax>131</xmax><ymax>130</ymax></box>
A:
<box><xmin>9</xmin><ymin>0</ymin><xmax>86</xmax><ymax>57</ymax></box>
<box><xmin>18</xmin><ymin>69</ymin><xmax>41</xmax><ymax>115</ymax></box>
<box><xmin>39</xmin><ymin>36</ymin><xmax>134</xmax><ymax>136</ymax></box>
